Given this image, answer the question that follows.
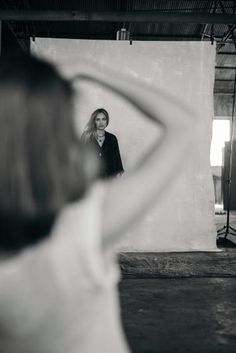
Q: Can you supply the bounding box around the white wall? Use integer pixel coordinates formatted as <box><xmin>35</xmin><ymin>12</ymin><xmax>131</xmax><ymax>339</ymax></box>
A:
<box><xmin>31</xmin><ymin>39</ymin><xmax>217</xmax><ymax>251</ymax></box>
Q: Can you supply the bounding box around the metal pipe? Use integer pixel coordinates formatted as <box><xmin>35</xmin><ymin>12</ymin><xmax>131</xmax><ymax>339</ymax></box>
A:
<box><xmin>201</xmin><ymin>0</ymin><xmax>215</xmax><ymax>40</ymax></box>
<box><xmin>215</xmin><ymin>66</ymin><xmax>236</xmax><ymax>69</ymax></box>
<box><xmin>0</xmin><ymin>11</ymin><xmax>236</xmax><ymax>24</ymax></box>
<box><xmin>222</xmin><ymin>25</ymin><xmax>236</xmax><ymax>42</ymax></box>
<box><xmin>216</xmin><ymin>0</ymin><xmax>236</xmax><ymax>50</ymax></box>
<box><xmin>214</xmin><ymin>92</ymin><xmax>235</xmax><ymax>95</ymax></box>
<box><xmin>224</xmin><ymin>67</ymin><xmax>236</xmax><ymax>237</ymax></box>
<box><xmin>217</xmin><ymin>51</ymin><xmax>236</xmax><ymax>55</ymax></box>
<box><xmin>0</xmin><ymin>21</ymin><xmax>1</xmax><ymax>56</ymax></box>
<box><xmin>215</xmin><ymin>79</ymin><xmax>235</xmax><ymax>81</ymax></box>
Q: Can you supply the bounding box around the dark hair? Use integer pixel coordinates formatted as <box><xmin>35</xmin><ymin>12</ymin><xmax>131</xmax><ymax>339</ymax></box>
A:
<box><xmin>0</xmin><ymin>56</ymin><xmax>88</xmax><ymax>252</ymax></box>
<box><xmin>81</xmin><ymin>108</ymin><xmax>109</xmax><ymax>142</ymax></box>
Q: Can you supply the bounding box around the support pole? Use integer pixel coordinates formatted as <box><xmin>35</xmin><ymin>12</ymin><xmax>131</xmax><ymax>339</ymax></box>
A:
<box><xmin>217</xmin><ymin>67</ymin><xmax>236</xmax><ymax>246</ymax></box>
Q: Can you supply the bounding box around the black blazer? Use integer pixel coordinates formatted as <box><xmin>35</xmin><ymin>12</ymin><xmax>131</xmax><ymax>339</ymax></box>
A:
<box><xmin>87</xmin><ymin>131</ymin><xmax>124</xmax><ymax>179</ymax></box>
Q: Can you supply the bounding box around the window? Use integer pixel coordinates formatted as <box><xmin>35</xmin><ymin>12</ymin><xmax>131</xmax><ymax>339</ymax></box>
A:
<box><xmin>210</xmin><ymin>119</ymin><xmax>230</xmax><ymax>167</ymax></box>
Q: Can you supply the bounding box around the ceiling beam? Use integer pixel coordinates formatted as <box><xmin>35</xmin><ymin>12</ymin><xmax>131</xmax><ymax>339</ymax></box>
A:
<box><xmin>216</xmin><ymin>0</ymin><xmax>236</xmax><ymax>51</ymax></box>
<box><xmin>0</xmin><ymin>11</ymin><xmax>236</xmax><ymax>24</ymax></box>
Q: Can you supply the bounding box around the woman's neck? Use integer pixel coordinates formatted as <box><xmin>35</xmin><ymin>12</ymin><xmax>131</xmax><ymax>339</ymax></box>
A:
<box><xmin>96</xmin><ymin>130</ymin><xmax>105</xmax><ymax>137</ymax></box>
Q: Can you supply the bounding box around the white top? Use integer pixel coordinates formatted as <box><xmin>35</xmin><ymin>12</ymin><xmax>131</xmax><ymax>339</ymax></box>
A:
<box><xmin>0</xmin><ymin>183</ymin><xmax>130</xmax><ymax>353</ymax></box>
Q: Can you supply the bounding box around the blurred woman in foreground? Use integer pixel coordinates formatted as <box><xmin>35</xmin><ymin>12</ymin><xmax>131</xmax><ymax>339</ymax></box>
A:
<box><xmin>0</xmin><ymin>55</ymin><xmax>198</xmax><ymax>353</ymax></box>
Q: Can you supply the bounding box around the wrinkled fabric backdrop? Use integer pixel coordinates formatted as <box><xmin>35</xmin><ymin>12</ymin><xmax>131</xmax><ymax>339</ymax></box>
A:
<box><xmin>32</xmin><ymin>39</ymin><xmax>217</xmax><ymax>251</ymax></box>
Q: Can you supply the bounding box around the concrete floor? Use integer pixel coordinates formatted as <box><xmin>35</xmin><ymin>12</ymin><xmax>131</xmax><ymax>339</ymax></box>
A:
<box><xmin>119</xmin><ymin>277</ymin><xmax>236</xmax><ymax>353</ymax></box>
<box><xmin>118</xmin><ymin>211</ymin><xmax>236</xmax><ymax>353</ymax></box>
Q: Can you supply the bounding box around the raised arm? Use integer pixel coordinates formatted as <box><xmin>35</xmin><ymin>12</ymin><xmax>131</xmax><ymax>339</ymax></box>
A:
<box><xmin>72</xmin><ymin>61</ymin><xmax>199</xmax><ymax>248</ymax></box>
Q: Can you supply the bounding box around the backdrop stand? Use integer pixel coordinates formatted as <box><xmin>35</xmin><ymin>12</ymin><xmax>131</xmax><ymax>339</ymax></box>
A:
<box><xmin>217</xmin><ymin>66</ymin><xmax>236</xmax><ymax>247</ymax></box>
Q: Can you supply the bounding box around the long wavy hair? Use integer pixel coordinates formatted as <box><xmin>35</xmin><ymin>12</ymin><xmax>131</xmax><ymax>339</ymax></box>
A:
<box><xmin>81</xmin><ymin>108</ymin><xmax>109</xmax><ymax>143</ymax></box>
<box><xmin>0</xmin><ymin>56</ymin><xmax>88</xmax><ymax>252</ymax></box>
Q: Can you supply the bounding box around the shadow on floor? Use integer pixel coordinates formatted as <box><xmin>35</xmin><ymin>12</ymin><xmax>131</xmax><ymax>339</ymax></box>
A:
<box><xmin>217</xmin><ymin>237</ymin><xmax>236</xmax><ymax>248</ymax></box>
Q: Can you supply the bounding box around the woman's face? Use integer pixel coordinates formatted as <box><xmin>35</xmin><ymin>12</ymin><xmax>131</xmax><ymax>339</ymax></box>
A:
<box><xmin>94</xmin><ymin>113</ymin><xmax>107</xmax><ymax>131</ymax></box>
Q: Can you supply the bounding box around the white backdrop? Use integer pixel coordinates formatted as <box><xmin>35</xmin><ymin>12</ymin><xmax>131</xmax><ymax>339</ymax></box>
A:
<box><xmin>31</xmin><ymin>39</ymin><xmax>217</xmax><ymax>251</ymax></box>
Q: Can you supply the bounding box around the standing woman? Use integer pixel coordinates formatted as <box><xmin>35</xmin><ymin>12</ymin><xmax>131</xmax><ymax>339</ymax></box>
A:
<box><xmin>81</xmin><ymin>108</ymin><xmax>124</xmax><ymax>178</ymax></box>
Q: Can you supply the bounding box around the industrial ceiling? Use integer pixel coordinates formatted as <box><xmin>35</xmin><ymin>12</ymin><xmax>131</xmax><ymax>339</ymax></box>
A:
<box><xmin>0</xmin><ymin>0</ymin><xmax>236</xmax><ymax>98</ymax></box>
